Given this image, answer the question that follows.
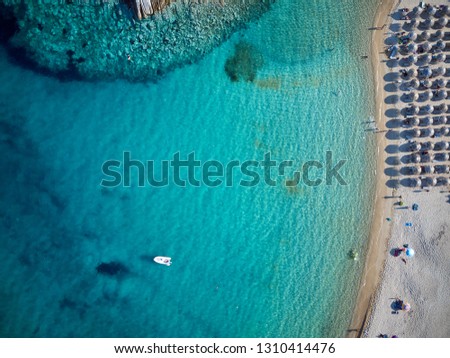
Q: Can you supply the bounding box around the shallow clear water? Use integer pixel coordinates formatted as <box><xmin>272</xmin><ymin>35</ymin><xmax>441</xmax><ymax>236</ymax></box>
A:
<box><xmin>0</xmin><ymin>0</ymin><xmax>378</xmax><ymax>337</ymax></box>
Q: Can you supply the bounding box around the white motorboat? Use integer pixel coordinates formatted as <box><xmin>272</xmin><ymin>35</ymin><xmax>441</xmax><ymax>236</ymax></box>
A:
<box><xmin>154</xmin><ymin>256</ymin><xmax>172</xmax><ymax>266</ymax></box>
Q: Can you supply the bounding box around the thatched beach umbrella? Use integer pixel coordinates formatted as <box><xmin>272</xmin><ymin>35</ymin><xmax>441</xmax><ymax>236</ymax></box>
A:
<box><xmin>429</xmin><ymin>177</ymin><xmax>438</xmax><ymax>186</ymax></box>
<box><xmin>412</xmin><ymin>177</ymin><xmax>422</xmax><ymax>187</ymax></box>
<box><xmin>436</xmin><ymin>141</ymin><xmax>449</xmax><ymax>150</ymax></box>
<box><xmin>412</xmin><ymin>129</ymin><xmax>422</xmax><ymax>138</ymax></box>
<box><xmin>440</xmin><ymin>153</ymin><xmax>450</xmax><ymax>161</ymax></box>
<box><xmin>408</xmin><ymin>105</ymin><xmax>420</xmax><ymax>115</ymax></box>
<box><xmin>427</xmin><ymin>6</ymin><xmax>437</xmax><ymax>16</ymax></box>
<box><xmin>408</xmin><ymin>54</ymin><xmax>418</xmax><ymax>64</ymax></box>
<box><xmin>423</xmin><ymin>165</ymin><xmax>435</xmax><ymax>174</ymax></box>
<box><xmin>421</xmin><ymin>19</ymin><xmax>430</xmax><ymax>29</ymax></box>
<box><xmin>404</xmin><ymin>117</ymin><xmax>419</xmax><ymax>126</ymax></box>
<box><xmin>408</xmin><ymin>68</ymin><xmax>418</xmax><ymax>78</ymax></box>
<box><xmin>422</xmin><ymin>53</ymin><xmax>432</xmax><ymax>64</ymax></box>
<box><xmin>421</xmin><ymin>91</ymin><xmax>433</xmax><ymax>101</ymax></box>
<box><xmin>422</xmin><ymin>79</ymin><xmax>432</xmax><ymax>88</ymax></box>
<box><xmin>435</xmin><ymin>30</ymin><xmax>444</xmax><ymax>40</ymax></box>
<box><xmin>422</xmin><ymin>42</ymin><xmax>432</xmax><ymax>52</ymax></box>
<box><xmin>433</xmin><ymin>116</ymin><xmax>446</xmax><ymax>125</ymax></box>
<box><xmin>421</xmin><ymin>116</ymin><xmax>432</xmax><ymax>126</ymax></box>
<box><xmin>409</xmin><ymin>19</ymin><xmax>418</xmax><ymax>28</ymax></box>
<box><xmin>408</xmin><ymin>32</ymin><xmax>417</xmax><ymax>42</ymax></box>
<box><xmin>439</xmin><ymin>126</ymin><xmax>450</xmax><ymax>135</ymax></box>
<box><xmin>422</xmin><ymin>141</ymin><xmax>435</xmax><ymax>150</ymax></box>
<box><xmin>439</xmin><ymin>177</ymin><xmax>450</xmax><ymax>185</ymax></box>
<box><xmin>423</xmin><ymin>104</ymin><xmax>434</xmax><ymax>113</ymax></box>
<box><xmin>436</xmin><ymin>40</ymin><xmax>446</xmax><ymax>50</ymax></box>
<box><xmin>435</xmin><ymin>66</ymin><xmax>446</xmax><ymax>76</ymax></box>
<box><xmin>408</xmin><ymin>43</ymin><xmax>418</xmax><ymax>53</ymax></box>
<box><xmin>412</xmin><ymin>117</ymin><xmax>420</xmax><ymax>126</ymax></box>
<box><xmin>437</xmin><ymin>89</ymin><xmax>448</xmax><ymax>99</ymax></box>
<box><xmin>436</xmin><ymin>53</ymin><xmax>447</xmax><ymax>63</ymax></box>
<box><xmin>413</xmin><ymin>6</ymin><xmax>423</xmax><ymax>15</ymax></box>
<box><xmin>437</xmin><ymin>78</ymin><xmax>448</xmax><ymax>88</ymax></box>
<box><xmin>410</xmin><ymin>78</ymin><xmax>420</xmax><ymax>88</ymax></box>
<box><xmin>423</xmin><ymin>153</ymin><xmax>433</xmax><ymax>162</ymax></box>
<box><xmin>412</xmin><ymin>152</ymin><xmax>421</xmax><ymax>162</ymax></box>
<box><xmin>446</xmin><ymin>6</ymin><xmax>450</xmax><ymax>16</ymax></box>
<box><xmin>410</xmin><ymin>92</ymin><xmax>419</xmax><ymax>101</ymax></box>
<box><xmin>437</xmin><ymin>103</ymin><xmax>448</xmax><ymax>113</ymax></box>
<box><xmin>436</xmin><ymin>165</ymin><xmax>448</xmax><ymax>174</ymax></box>
<box><xmin>425</xmin><ymin>128</ymin><xmax>435</xmax><ymax>137</ymax></box>
<box><xmin>410</xmin><ymin>142</ymin><xmax>422</xmax><ymax>151</ymax></box>
<box><xmin>420</xmin><ymin>67</ymin><xmax>432</xmax><ymax>78</ymax></box>
<box><xmin>421</xmin><ymin>31</ymin><xmax>430</xmax><ymax>40</ymax></box>
<box><xmin>438</xmin><ymin>17</ymin><xmax>448</xmax><ymax>27</ymax></box>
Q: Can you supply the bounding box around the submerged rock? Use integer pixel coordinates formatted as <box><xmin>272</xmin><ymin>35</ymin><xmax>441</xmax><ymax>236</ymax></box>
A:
<box><xmin>96</xmin><ymin>261</ymin><xmax>129</xmax><ymax>276</ymax></box>
<box><xmin>127</xmin><ymin>0</ymin><xmax>172</xmax><ymax>19</ymax></box>
<box><xmin>224</xmin><ymin>41</ymin><xmax>264</xmax><ymax>82</ymax></box>
<box><xmin>0</xmin><ymin>0</ymin><xmax>274</xmax><ymax>81</ymax></box>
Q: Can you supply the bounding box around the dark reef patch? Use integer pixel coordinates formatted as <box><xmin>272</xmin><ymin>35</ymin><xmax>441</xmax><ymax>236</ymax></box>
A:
<box><xmin>96</xmin><ymin>262</ymin><xmax>130</xmax><ymax>276</ymax></box>
<box><xmin>224</xmin><ymin>42</ymin><xmax>264</xmax><ymax>83</ymax></box>
<box><xmin>0</xmin><ymin>3</ymin><xmax>18</xmax><ymax>44</ymax></box>
<box><xmin>0</xmin><ymin>3</ymin><xmax>85</xmax><ymax>81</ymax></box>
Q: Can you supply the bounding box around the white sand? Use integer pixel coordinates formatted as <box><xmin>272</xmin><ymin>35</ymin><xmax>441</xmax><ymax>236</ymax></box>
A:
<box><xmin>363</xmin><ymin>0</ymin><xmax>450</xmax><ymax>338</ymax></box>
<box><xmin>365</xmin><ymin>189</ymin><xmax>450</xmax><ymax>337</ymax></box>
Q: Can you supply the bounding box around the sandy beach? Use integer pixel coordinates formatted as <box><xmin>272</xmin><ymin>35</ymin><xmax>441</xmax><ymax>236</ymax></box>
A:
<box><xmin>347</xmin><ymin>0</ymin><xmax>397</xmax><ymax>338</ymax></box>
<box><xmin>351</xmin><ymin>0</ymin><xmax>450</xmax><ymax>338</ymax></box>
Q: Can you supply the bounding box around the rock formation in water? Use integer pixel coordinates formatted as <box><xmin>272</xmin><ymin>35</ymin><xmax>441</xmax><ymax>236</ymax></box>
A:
<box><xmin>127</xmin><ymin>0</ymin><xmax>171</xmax><ymax>19</ymax></box>
<box><xmin>0</xmin><ymin>0</ymin><xmax>274</xmax><ymax>81</ymax></box>
<box><xmin>96</xmin><ymin>261</ymin><xmax>129</xmax><ymax>276</ymax></box>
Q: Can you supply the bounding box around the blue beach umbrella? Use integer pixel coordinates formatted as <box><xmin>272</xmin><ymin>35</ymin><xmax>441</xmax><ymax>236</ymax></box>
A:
<box><xmin>406</xmin><ymin>248</ymin><xmax>415</xmax><ymax>257</ymax></box>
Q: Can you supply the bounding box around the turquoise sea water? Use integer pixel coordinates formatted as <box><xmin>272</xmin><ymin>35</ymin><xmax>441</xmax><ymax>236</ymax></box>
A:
<box><xmin>0</xmin><ymin>0</ymin><xmax>378</xmax><ymax>337</ymax></box>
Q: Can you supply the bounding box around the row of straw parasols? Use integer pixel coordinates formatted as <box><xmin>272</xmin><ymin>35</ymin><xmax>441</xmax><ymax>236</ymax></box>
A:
<box><xmin>408</xmin><ymin>176</ymin><xmax>450</xmax><ymax>187</ymax></box>
<box><xmin>405</xmin><ymin>126</ymin><xmax>450</xmax><ymax>138</ymax></box>
<box><xmin>408</xmin><ymin>30</ymin><xmax>446</xmax><ymax>41</ymax></box>
<box><xmin>404</xmin><ymin>78</ymin><xmax>448</xmax><ymax>89</ymax></box>
<box><xmin>407</xmin><ymin>140</ymin><xmax>450</xmax><ymax>151</ymax></box>
<box><xmin>405</xmin><ymin>40</ymin><xmax>446</xmax><ymax>53</ymax></box>
<box><xmin>401</xmin><ymin>89</ymin><xmax>448</xmax><ymax>101</ymax></box>
<box><xmin>403</xmin><ymin>103</ymin><xmax>449</xmax><ymax>115</ymax></box>
<box><xmin>405</xmin><ymin>53</ymin><xmax>446</xmax><ymax>65</ymax></box>
<box><xmin>400</xmin><ymin>66</ymin><xmax>447</xmax><ymax>80</ymax></box>
<box><xmin>405</xmin><ymin>17</ymin><xmax>449</xmax><ymax>29</ymax></box>
<box><xmin>404</xmin><ymin>164</ymin><xmax>450</xmax><ymax>175</ymax></box>
<box><xmin>403</xmin><ymin>116</ymin><xmax>450</xmax><ymax>126</ymax></box>
<box><xmin>407</xmin><ymin>151</ymin><xmax>450</xmax><ymax>163</ymax></box>
<box><xmin>406</xmin><ymin>5</ymin><xmax>450</xmax><ymax>18</ymax></box>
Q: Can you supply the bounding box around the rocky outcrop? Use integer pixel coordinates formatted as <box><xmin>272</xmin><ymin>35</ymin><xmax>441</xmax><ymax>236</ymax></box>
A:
<box><xmin>127</xmin><ymin>0</ymin><xmax>172</xmax><ymax>19</ymax></box>
<box><xmin>0</xmin><ymin>0</ymin><xmax>273</xmax><ymax>81</ymax></box>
